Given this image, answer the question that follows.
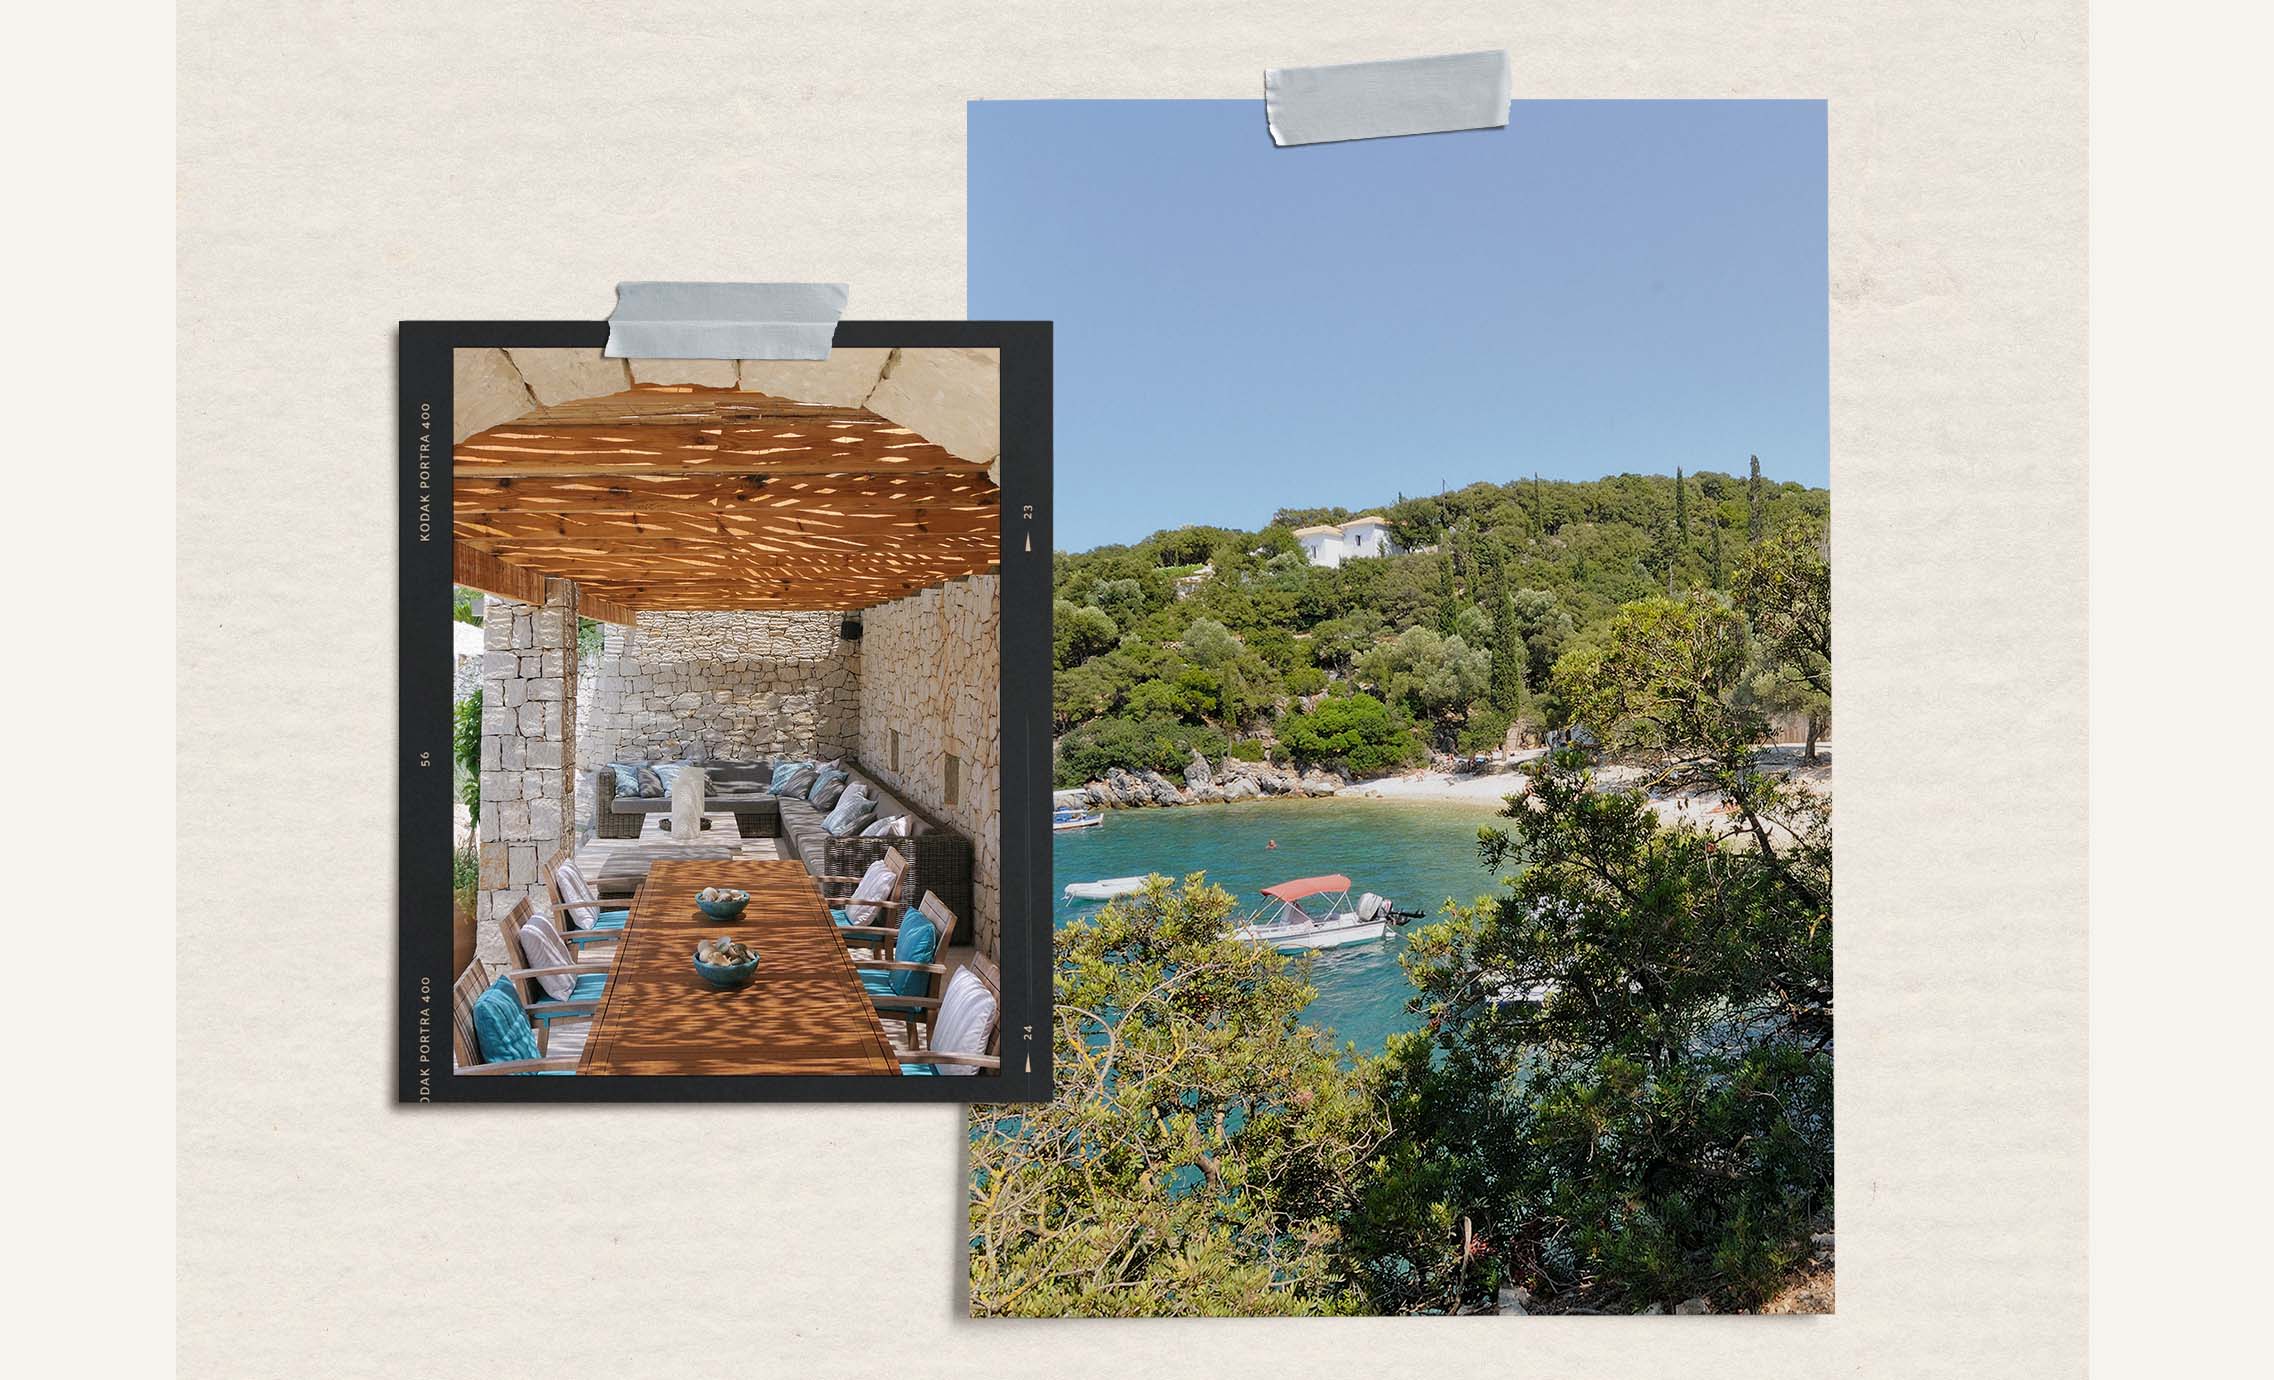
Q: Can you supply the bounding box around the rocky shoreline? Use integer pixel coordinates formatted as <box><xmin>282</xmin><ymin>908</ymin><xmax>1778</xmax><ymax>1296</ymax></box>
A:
<box><xmin>1062</xmin><ymin>749</ymin><xmax>1349</xmax><ymax>810</ymax></box>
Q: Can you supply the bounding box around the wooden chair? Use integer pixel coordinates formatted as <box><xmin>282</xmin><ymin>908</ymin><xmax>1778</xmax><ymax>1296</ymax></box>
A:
<box><xmin>450</xmin><ymin>961</ymin><xmax>580</xmax><ymax>1075</ymax></box>
<box><xmin>541</xmin><ymin>846</ymin><xmax>634</xmax><ymax>957</ymax></box>
<box><xmin>891</xmin><ymin>950</ymin><xmax>1003</xmax><ymax>1075</ymax></box>
<box><xmin>851</xmin><ymin>892</ymin><xmax>960</xmax><ymax>1040</ymax></box>
<box><xmin>494</xmin><ymin>895</ymin><xmax>611</xmax><ymax>1051</ymax></box>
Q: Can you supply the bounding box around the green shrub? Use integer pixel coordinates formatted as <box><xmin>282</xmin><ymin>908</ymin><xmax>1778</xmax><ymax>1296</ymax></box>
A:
<box><xmin>1224</xmin><ymin>738</ymin><xmax>1267</xmax><ymax>762</ymax></box>
<box><xmin>1055</xmin><ymin>715</ymin><xmax>1227</xmax><ymax>786</ymax></box>
<box><xmin>1276</xmin><ymin>692</ymin><xmax>1424</xmax><ymax>777</ymax></box>
<box><xmin>452</xmin><ymin>690</ymin><xmax>482</xmax><ymax>815</ymax></box>
<box><xmin>452</xmin><ymin>843</ymin><xmax>479</xmax><ymax>906</ymax></box>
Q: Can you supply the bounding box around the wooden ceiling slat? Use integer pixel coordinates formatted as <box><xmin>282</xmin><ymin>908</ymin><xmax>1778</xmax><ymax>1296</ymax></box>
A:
<box><xmin>452</xmin><ymin>477</ymin><xmax>998</xmax><ymax>521</ymax></box>
<box><xmin>451</xmin><ymin>384</ymin><xmax>999</xmax><ymax>612</ymax></box>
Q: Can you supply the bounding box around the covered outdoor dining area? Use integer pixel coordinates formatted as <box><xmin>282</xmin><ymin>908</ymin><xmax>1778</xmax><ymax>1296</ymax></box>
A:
<box><xmin>446</xmin><ymin>348</ymin><xmax>1006</xmax><ymax>1079</ymax></box>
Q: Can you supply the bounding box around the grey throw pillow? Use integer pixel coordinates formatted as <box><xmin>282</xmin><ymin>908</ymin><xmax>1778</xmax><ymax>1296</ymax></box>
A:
<box><xmin>822</xmin><ymin>788</ymin><xmax>876</xmax><ymax>837</ymax></box>
<box><xmin>776</xmin><ymin>767</ymin><xmax>819</xmax><ymax>799</ymax></box>
<box><xmin>609</xmin><ymin>763</ymin><xmax>662</xmax><ymax>798</ymax></box>
<box><xmin>810</xmin><ymin>778</ymin><xmax>848</xmax><ymax>812</ymax></box>
<box><xmin>634</xmin><ymin>766</ymin><xmax>666</xmax><ymax>797</ymax></box>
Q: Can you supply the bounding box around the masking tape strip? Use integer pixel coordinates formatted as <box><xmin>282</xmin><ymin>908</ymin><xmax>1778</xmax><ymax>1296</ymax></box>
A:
<box><xmin>1264</xmin><ymin>50</ymin><xmax>1511</xmax><ymax>147</ymax></box>
<box><xmin>603</xmin><ymin>281</ymin><xmax>849</xmax><ymax>360</ymax></box>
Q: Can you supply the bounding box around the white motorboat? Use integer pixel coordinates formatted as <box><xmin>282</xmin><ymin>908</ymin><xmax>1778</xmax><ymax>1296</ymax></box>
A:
<box><xmin>1064</xmin><ymin>875</ymin><xmax>1150</xmax><ymax>901</ymax></box>
<box><xmin>1052</xmin><ymin>808</ymin><xmax>1104</xmax><ymax>832</ymax></box>
<box><xmin>1232</xmin><ymin>875</ymin><xmax>1421</xmax><ymax>952</ymax></box>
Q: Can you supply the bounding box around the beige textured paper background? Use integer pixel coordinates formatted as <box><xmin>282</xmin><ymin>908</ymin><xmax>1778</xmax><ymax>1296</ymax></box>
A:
<box><xmin>178</xmin><ymin>3</ymin><xmax>2085</xmax><ymax>1374</ymax></box>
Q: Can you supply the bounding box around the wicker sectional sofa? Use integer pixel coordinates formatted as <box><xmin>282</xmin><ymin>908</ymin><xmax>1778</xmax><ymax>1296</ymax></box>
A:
<box><xmin>592</xmin><ymin>757</ymin><xmax>974</xmax><ymax>940</ymax></box>
<box><xmin>594</xmin><ymin>761</ymin><xmax>778</xmax><ymax>839</ymax></box>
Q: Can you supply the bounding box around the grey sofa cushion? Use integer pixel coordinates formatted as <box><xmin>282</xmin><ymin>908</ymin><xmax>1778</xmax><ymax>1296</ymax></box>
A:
<box><xmin>706</xmin><ymin>762</ymin><xmax>773</xmax><ymax>790</ymax></box>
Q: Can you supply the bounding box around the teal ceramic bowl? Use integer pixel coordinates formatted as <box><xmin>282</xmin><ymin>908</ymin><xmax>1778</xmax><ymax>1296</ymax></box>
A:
<box><xmin>695</xmin><ymin>890</ymin><xmax>749</xmax><ymax>920</ymax></box>
<box><xmin>692</xmin><ymin>950</ymin><xmax>760</xmax><ymax>989</ymax></box>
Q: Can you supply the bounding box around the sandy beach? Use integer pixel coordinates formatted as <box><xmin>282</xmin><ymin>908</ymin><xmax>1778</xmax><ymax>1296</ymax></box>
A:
<box><xmin>1347</xmin><ymin>744</ymin><xmax>1834</xmax><ymax>826</ymax></box>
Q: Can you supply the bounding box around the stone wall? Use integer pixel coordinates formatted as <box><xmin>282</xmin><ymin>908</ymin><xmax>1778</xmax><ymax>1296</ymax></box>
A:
<box><xmin>576</xmin><ymin>611</ymin><xmax>860</xmax><ymax>831</ymax></box>
<box><xmin>856</xmin><ymin>575</ymin><xmax>1001</xmax><ymax>956</ymax></box>
<box><xmin>475</xmin><ymin>580</ymin><xmax>578</xmax><ymax>971</ymax></box>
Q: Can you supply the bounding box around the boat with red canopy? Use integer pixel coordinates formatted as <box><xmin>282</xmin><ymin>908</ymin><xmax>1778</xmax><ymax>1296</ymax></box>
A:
<box><xmin>1233</xmin><ymin>874</ymin><xmax>1421</xmax><ymax>952</ymax></box>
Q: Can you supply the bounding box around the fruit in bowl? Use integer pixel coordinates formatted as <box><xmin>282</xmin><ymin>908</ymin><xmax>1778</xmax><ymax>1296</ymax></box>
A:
<box><xmin>695</xmin><ymin>886</ymin><xmax>749</xmax><ymax>919</ymax></box>
<box><xmin>692</xmin><ymin>935</ymin><xmax>760</xmax><ymax>988</ymax></box>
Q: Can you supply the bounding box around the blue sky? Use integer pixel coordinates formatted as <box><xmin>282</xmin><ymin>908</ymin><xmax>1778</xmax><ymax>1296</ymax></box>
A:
<box><xmin>968</xmin><ymin>100</ymin><xmax>1827</xmax><ymax>552</ymax></box>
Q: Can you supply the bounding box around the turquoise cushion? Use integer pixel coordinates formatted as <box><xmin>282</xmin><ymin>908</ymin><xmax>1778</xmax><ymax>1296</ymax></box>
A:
<box><xmin>533</xmin><ymin>972</ymin><xmax>607</xmax><ymax>1013</ymax></box>
<box><xmin>901</xmin><ymin>1063</ymin><xmax>939</xmax><ymax>1077</ymax></box>
<box><xmin>769</xmin><ymin>760</ymin><xmax>813</xmax><ymax>791</ymax></box>
<box><xmin>830</xmin><ymin>907</ymin><xmax>855</xmax><ymax>928</ymax></box>
<box><xmin>568</xmin><ymin>907</ymin><xmax>629</xmax><ymax>932</ymax></box>
<box><xmin>858</xmin><ymin>912</ymin><xmax>936</xmax><ymax>998</ymax></box>
<box><xmin>471</xmin><ymin>978</ymin><xmax>540</xmax><ymax>1064</ymax></box>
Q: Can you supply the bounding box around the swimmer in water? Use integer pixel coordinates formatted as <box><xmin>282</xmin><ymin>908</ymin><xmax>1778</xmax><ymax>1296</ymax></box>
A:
<box><xmin>1266</xmin><ymin>840</ymin><xmax>1277</xmax><ymax>849</ymax></box>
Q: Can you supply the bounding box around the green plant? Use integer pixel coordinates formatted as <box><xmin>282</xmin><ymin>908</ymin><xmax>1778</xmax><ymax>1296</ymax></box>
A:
<box><xmin>452</xmin><ymin>843</ymin><xmax>479</xmax><ymax>907</ymax></box>
<box><xmin>1374</xmin><ymin>593</ymin><xmax>1833</xmax><ymax>1314</ymax></box>
<box><xmin>452</xmin><ymin>689</ymin><xmax>482</xmax><ymax>816</ymax></box>
<box><xmin>968</xmin><ymin>877</ymin><xmax>1388</xmax><ymax>1316</ymax></box>
<box><xmin>1054</xmin><ymin>715</ymin><xmax>1229</xmax><ymax>786</ymax></box>
<box><xmin>1275</xmin><ymin>692</ymin><xmax>1423</xmax><ymax>778</ymax></box>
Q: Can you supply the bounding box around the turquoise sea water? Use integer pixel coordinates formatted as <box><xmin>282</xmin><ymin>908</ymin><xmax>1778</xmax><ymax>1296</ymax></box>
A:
<box><xmin>1052</xmin><ymin>796</ymin><xmax>1518</xmax><ymax>1053</ymax></box>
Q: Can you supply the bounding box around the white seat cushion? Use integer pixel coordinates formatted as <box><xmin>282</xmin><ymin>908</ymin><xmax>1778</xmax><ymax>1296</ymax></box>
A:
<box><xmin>928</xmin><ymin>968</ymin><xmax>997</xmax><ymax>1077</ymax></box>
<box><xmin>518</xmin><ymin>920</ymin><xmax>579</xmax><ymax>1001</ymax></box>
<box><xmin>845</xmin><ymin>858</ymin><xmax>898</xmax><ymax>925</ymax></box>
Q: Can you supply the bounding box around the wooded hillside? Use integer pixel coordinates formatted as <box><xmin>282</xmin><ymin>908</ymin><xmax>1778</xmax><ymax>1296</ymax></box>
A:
<box><xmin>1052</xmin><ymin>463</ymin><xmax>1829</xmax><ymax>788</ymax></box>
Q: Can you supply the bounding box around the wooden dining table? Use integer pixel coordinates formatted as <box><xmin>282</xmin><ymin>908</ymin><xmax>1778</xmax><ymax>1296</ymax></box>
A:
<box><xmin>578</xmin><ymin>859</ymin><xmax>901</xmax><ymax>1076</ymax></box>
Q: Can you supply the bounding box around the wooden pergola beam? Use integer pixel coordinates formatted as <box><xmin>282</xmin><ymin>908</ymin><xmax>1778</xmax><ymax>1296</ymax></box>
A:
<box><xmin>452</xmin><ymin>544</ymin><xmax>548</xmax><ymax>605</ymax></box>
<box><xmin>576</xmin><ymin>591</ymin><xmax>638</xmax><ymax>627</ymax></box>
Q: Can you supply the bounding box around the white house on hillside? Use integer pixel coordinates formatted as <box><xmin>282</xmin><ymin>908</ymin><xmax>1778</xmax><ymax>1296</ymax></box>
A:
<box><xmin>1292</xmin><ymin>515</ymin><xmax>1400</xmax><ymax>568</ymax></box>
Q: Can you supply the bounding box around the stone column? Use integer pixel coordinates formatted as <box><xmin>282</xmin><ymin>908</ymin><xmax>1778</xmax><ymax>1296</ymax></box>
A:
<box><xmin>475</xmin><ymin>578</ymin><xmax>579</xmax><ymax>970</ymax></box>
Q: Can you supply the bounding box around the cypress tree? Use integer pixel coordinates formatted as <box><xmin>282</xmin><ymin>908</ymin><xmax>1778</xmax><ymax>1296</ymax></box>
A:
<box><xmin>1437</xmin><ymin>552</ymin><xmax>1460</xmax><ymax>636</ymax></box>
<box><xmin>1490</xmin><ymin>593</ymin><xmax>1525</xmax><ymax>712</ymax></box>
<box><xmin>1674</xmin><ymin>466</ymin><xmax>1689</xmax><ymax>544</ymax></box>
<box><xmin>1709</xmin><ymin>517</ymin><xmax>1725</xmax><ymax>588</ymax></box>
<box><xmin>1747</xmin><ymin>455</ymin><xmax>1765</xmax><ymax>544</ymax></box>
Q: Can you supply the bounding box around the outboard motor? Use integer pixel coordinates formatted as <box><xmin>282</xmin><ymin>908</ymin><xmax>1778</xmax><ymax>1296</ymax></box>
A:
<box><xmin>1358</xmin><ymin>893</ymin><xmax>1387</xmax><ymax>922</ymax></box>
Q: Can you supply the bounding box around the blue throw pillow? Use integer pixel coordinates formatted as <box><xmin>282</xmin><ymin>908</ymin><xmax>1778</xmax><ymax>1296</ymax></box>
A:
<box><xmin>809</xmin><ymin>778</ymin><xmax>848</xmax><ymax>812</ymax></box>
<box><xmin>769</xmin><ymin>760</ymin><xmax>813</xmax><ymax>792</ymax></box>
<box><xmin>470</xmin><ymin>978</ymin><xmax>541</xmax><ymax>1064</ymax></box>
<box><xmin>807</xmin><ymin>766</ymin><xmax>849</xmax><ymax>803</ymax></box>
<box><xmin>652</xmin><ymin>761</ymin><xmax>686</xmax><ymax>794</ymax></box>
<box><xmin>607</xmin><ymin>763</ymin><xmax>654</xmax><ymax>799</ymax></box>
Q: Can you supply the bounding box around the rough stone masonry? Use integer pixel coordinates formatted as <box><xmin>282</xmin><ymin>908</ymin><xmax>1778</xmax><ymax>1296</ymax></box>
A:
<box><xmin>474</xmin><ymin>579</ymin><xmax>578</xmax><ymax>971</ymax></box>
